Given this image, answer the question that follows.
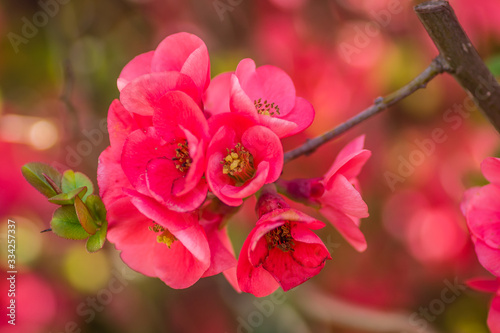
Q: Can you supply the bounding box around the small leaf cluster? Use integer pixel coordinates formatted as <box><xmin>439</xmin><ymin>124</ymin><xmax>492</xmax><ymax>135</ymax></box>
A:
<box><xmin>21</xmin><ymin>162</ymin><xmax>108</xmax><ymax>253</ymax></box>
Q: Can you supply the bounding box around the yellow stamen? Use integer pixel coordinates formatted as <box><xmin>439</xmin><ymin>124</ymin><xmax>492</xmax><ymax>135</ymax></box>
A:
<box><xmin>148</xmin><ymin>223</ymin><xmax>177</xmax><ymax>248</ymax></box>
<box><xmin>220</xmin><ymin>143</ymin><xmax>256</xmax><ymax>185</ymax></box>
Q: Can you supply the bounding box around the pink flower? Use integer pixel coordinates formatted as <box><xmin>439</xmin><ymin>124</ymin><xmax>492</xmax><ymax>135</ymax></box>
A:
<box><xmin>237</xmin><ymin>190</ymin><xmax>331</xmax><ymax>297</ymax></box>
<box><xmin>118</xmin><ymin>33</ymin><xmax>211</xmax><ymax>119</ymax></box>
<box><xmin>467</xmin><ymin>277</ymin><xmax>500</xmax><ymax>333</ymax></box>
<box><xmin>99</xmin><ymin>94</ymin><xmax>212</xmax><ymax>288</ymax></box>
<box><xmin>119</xmin><ymin>91</ymin><xmax>209</xmax><ymax>212</ymax></box>
<box><xmin>462</xmin><ymin>157</ymin><xmax>500</xmax><ymax>277</ymax></box>
<box><xmin>277</xmin><ymin>136</ymin><xmax>371</xmax><ymax>252</ymax></box>
<box><xmin>117</xmin><ymin>32</ymin><xmax>210</xmax><ymax>94</ymax></box>
<box><xmin>97</xmin><ymin>92</ymin><xmax>208</xmax><ymax>211</ymax></box>
<box><xmin>204</xmin><ymin>58</ymin><xmax>314</xmax><ymax>138</ymax></box>
<box><xmin>106</xmin><ymin>196</ymin><xmax>211</xmax><ymax>289</ymax></box>
<box><xmin>206</xmin><ymin>113</ymin><xmax>283</xmax><ymax>206</ymax></box>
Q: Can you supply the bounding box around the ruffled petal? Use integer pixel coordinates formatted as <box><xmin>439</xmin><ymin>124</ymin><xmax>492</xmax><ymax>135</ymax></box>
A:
<box><xmin>262</xmin><ymin>244</ymin><xmax>327</xmax><ymax>291</ymax></box>
<box><xmin>117</xmin><ymin>51</ymin><xmax>154</xmax><ymax>91</ymax></box>
<box><xmin>203</xmin><ymin>72</ymin><xmax>232</xmax><ymax>117</ymax></box>
<box><xmin>201</xmin><ymin>223</ymin><xmax>237</xmax><ymax>278</ymax></box>
<box><xmin>321</xmin><ymin>174</ymin><xmax>369</xmax><ymax>218</ymax></box>
<box><xmin>153</xmin><ymin>224</ymin><xmax>210</xmax><ymax>289</ymax></box>
<box><xmin>473</xmin><ymin>238</ymin><xmax>500</xmax><ymax>277</ymax></box>
<box><xmin>237</xmin><ymin>228</ymin><xmax>280</xmax><ymax>297</ymax></box>
<box><xmin>107</xmin><ymin>99</ymin><xmax>138</xmax><ymax>151</ymax></box>
<box><xmin>151</xmin><ymin>32</ymin><xmax>210</xmax><ymax>93</ymax></box>
<box><xmin>106</xmin><ymin>197</ymin><xmax>157</xmax><ymax>277</ymax></box>
<box><xmin>125</xmin><ymin>188</ymin><xmax>199</xmax><ymax>232</ymax></box>
<box><xmin>324</xmin><ymin>135</ymin><xmax>371</xmax><ymax>182</ymax></box>
<box><xmin>220</xmin><ymin>162</ymin><xmax>269</xmax><ymax>199</ymax></box>
<box><xmin>242</xmin><ymin>125</ymin><xmax>283</xmax><ymax>183</ymax></box>
<box><xmin>275</xmin><ymin>97</ymin><xmax>314</xmax><ymax>137</ymax></box>
<box><xmin>320</xmin><ymin>205</ymin><xmax>367</xmax><ymax>252</ymax></box>
<box><xmin>120</xmin><ymin>72</ymin><xmax>200</xmax><ymax>117</ymax></box>
<box><xmin>121</xmin><ymin>127</ymin><xmax>175</xmax><ymax>194</ymax></box>
<box><xmin>97</xmin><ymin>146</ymin><xmax>131</xmax><ymax>208</ymax></box>
<box><xmin>482</xmin><ymin>157</ymin><xmax>500</xmax><ymax>186</ymax></box>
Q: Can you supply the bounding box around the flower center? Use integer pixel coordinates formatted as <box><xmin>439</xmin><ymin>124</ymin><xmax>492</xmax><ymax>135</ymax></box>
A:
<box><xmin>149</xmin><ymin>223</ymin><xmax>177</xmax><ymax>247</ymax></box>
<box><xmin>265</xmin><ymin>222</ymin><xmax>295</xmax><ymax>252</ymax></box>
<box><xmin>254</xmin><ymin>98</ymin><xmax>280</xmax><ymax>116</ymax></box>
<box><xmin>220</xmin><ymin>143</ymin><xmax>256</xmax><ymax>185</ymax></box>
<box><xmin>172</xmin><ymin>141</ymin><xmax>192</xmax><ymax>173</ymax></box>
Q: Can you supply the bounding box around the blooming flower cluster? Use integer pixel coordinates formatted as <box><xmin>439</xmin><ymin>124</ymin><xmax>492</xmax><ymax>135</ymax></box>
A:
<box><xmin>462</xmin><ymin>157</ymin><xmax>500</xmax><ymax>332</ymax></box>
<box><xmin>98</xmin><ymin>32</ymin><xmax>371</xmax><ymax>296</ymax></box>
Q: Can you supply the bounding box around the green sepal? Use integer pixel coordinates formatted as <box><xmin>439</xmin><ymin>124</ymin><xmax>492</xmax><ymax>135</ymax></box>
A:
<box><xmin>86</xmin><ymin>220</ymin><xmax>108</xmax><ymax>253</ymax></box>
<box><xmin>62</xmin><ymin>170</ymin><xmax>94</xmax><ymax>202</ymax></box>
<box><xmin>50</xmin><ymin>205</ymin><xmax>91</xmax><ymax>240</ymax></box>
<box><xmin>48</xmin><ymin>187</ymin><xmax>87</xmax><ymax>205</ymax></box>
<box><xmin>21</xmin><ymin>162</ymin><xmax>62</xmax><ymax>198</ymax></box>
<box><xmin>74</xmin><ymin>196</ymin><xmax>98</xmax><ymax>235</ymax></box>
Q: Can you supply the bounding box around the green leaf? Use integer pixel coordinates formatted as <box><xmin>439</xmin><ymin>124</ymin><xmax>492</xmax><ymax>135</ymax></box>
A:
<box><xmin>74</xmin><ymin>196</ymin><xmax>97</xmax><ymax>235</ymax></box>
<box><xmin>51</xmin><ymin>206</ymin><xmax>90</xmax><ymax>240</ymax></box>
<box><xmin>86</xmin><ymin>220</ymin><xmax>108</xmax><ymax>253</ymax></box>
<box><xmin>62</xmin><ymin>170</ymin><xmax>94</xmax><ymax>202</ymax></box>
<box><xmin>85</xmin><ymin>195</ymin><xmax>107</xmax><ymax>223</ymax></box>
<box><xmin>21</xmin><ymin>162</ymin><xmax>62</xmax><ymax>198</ymax></box>
<box><xmin>48</xmin><ymin>187</ymin><xmax>87</xmax><ymax>205</ymax></box>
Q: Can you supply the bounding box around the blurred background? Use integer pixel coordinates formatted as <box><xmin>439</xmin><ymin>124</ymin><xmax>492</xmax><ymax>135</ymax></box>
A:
<box><xmin>1</xmin><ymin>0</ymin><xmax>500</xmax><ymax>332</ymax></box>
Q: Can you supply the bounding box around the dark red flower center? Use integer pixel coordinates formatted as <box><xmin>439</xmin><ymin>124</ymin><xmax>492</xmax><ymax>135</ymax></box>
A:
<box><xmin>172</xmin><ymin>140</ymin><xmax>192</xmax><ymax>173</ymax></box>
<box><xmin>254</xmin><ymin>98</ymin><xmax>280</xmax><ymax>116</ymax></box>
<box><xmin>220</xmin><ymin>143</ymin><xmax>256</xmax><ymax>185</ymax></box>
<box><xmin>149</xmin><ymin>223</ymin><xmax>177</xmax><ymax>247</ymax></box>
<box><xmin>265</xmin><ymin>222</ymin><xmax>295</xmax><ymax>252</ymax></box>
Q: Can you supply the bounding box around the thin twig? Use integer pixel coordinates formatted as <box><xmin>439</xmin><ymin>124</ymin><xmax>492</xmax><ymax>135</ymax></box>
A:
<box><xmin>283</xmin><ymin>56</ymin><xmax>449</xmax><ymax>163</ymax></box>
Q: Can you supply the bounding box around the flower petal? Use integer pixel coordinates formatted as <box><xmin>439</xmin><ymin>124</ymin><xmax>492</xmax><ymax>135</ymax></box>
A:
<box><xmin>125</xmin><ymin>188</ymin><xmax>198</xmax><ymax>232</ymax></box>
<box><xmin>153</xmin><ymin>224</ymin><xmax>210</xmax><ymax>289</ymax></box>
<box><xmin>107</xmin><ymin>99</ymin><xmax>138</xmax><ymax>150</ymax></box>
<box><xmin>121</xmin><ymin>127</ymin><xmax>175</xmax><ymax>194</ymax></box>
<box><xmin>106</xmin><ymin>197</ymin><xmax>157</xmax><ymax>277</ymax></box>
<box><xmin>320</xmin><ymin>205</ymin><xmax>367</xmax><ymax>252</ymax></box>
<box><xmin>262</xmin><ymin>244</ymin><xmax>327</xmax><ymax>291</ymax></box>
<box><xmin>324</xmin><ymin>135</ymin><xmax>371</xmax><ymax>182</ymax></box>
<box><xmin>151</xmin><ymin>32</ymin><xmax>210</xmax><ymax>93</ymax></box>
<box><xmin>120</xmin><ymin>72</ymin><xmax>200</xmax><ymax>117</ymax></box>
<box><xmin>117</xmin><ymin>51</ymin><xmax>154</xmax><ymax>91</ymax></box>
<box><xmin>242</xmin><ymin>125</ymin><xmax>283</xmax><ymax>183</ymax></box>
<box><xmin>482</xmin><ymin>157</ymin><xmax>500</xmax><ymax>186</ymax></box>
<box><xmin>474</xmin><ymin>237</ymin><xmax>500</xmax><ymax>277</ymax></box>
<box><xmin>321</xmin><ymin>174</ymin><xmax>369</xmax><ymax>218</ymax></box>
<box><xmin>203</xmin><ymin>72</ymin><xmax>232</xmax><ymax>117</ymax></box>
<box><xmin>97</xmin><ymin>146</ymin><xmax>131</xmax><ymax>208</ymax></box>
<box><xmin>237</xmin><ymin>228</ymin><xmax>280</xmax><ymax>297</ymax></box>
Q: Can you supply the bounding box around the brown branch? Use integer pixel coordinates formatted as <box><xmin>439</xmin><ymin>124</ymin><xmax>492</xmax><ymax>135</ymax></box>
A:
<box><xmin>283</xmin><ymin>56</ymin><xmax>449</xmax><ymax>163</ymax></box>
<box><xmin>415</xmin><ymin>1</ymin><xmax>500</xmax><ymax>134</ymax></box>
